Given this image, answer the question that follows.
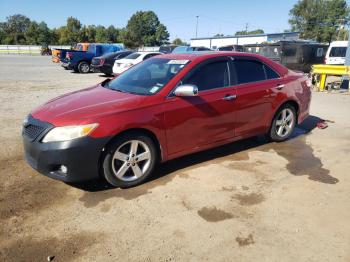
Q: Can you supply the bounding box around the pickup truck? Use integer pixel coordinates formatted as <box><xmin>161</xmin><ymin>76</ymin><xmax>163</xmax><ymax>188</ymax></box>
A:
<box><xmin>52</xmin><ymin>43</ymin><xmax>89</xmax><ymax>63</ymax></box>
<box><xmin>61</xmin><ymin>44</ymin><xmax>124</xmax><ymax>73</ymax></box>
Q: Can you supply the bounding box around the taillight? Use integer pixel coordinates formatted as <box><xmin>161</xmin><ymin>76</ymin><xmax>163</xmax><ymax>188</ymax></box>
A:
<box><xmin>99</xmin><ymin>59</ymin><xmax>105</xmax><ymax>65</ymax></box>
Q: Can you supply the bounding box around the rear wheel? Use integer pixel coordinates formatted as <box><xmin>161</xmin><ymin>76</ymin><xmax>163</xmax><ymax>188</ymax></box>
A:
<box><xmin>269</xmin><ymin>104</ymin><xmax>296</xmax><ymax>142</ymax></box>
<box><xmin>102</xmin><ymin>133</ymin><xmax>158</xmax><ymax>188</ymax></box>
<box><xmin>78</xmin><ymin>61</ymin><xmax>90</xmax><ymax>73</ymax></box>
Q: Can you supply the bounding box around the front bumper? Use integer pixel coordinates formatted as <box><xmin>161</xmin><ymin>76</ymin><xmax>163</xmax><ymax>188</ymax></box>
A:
<box><xmin>22</xmin><ymin>116</ymin><xmax>110</xmax><ymax>183</ymax></box>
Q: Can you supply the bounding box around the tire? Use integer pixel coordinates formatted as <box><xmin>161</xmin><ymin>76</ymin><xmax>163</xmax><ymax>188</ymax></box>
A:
<box><xmin>269</xmin><ymin>104</ymin><xmax>296</xmax><ymax>142</ymax></box>
<box><xmin>102</xmin><ymin>132</ymin><xmax>158</xmax><ymax>188</ymax></box>
<box><xmin>78</xmin><ymin>61</ymin><xmax>90</xmax><ymax>73</ymax></box>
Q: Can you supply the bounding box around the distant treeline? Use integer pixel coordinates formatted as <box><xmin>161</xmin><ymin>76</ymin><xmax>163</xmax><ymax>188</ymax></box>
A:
<box><xmin>0</xmin><ymin>11</ymin><xmax>171</xmax><ymax>49</ymax></box>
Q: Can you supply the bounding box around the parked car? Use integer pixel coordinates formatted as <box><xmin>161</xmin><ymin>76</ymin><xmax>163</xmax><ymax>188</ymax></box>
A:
<box><xmin>112</xmin><ymin>51</ymin><xmax>161</xmax><ymax>75</ymax></box>
<box><xmin>159</xmin><ymin>45</ymin><xmax>177</xmax><ymax>54</ymax></box>
<box><xmin>22</xmin><ymin>52</ymin><xmax>311</xmax><ymax>188</ymax></box>
<box><xmin>325</xmin><ymin>41</ymin><xmax>347</xmax><ymax>65</ymax></box>
<box><xmin>244</xmin><ymin>41</ymin><xmax>328</xmax><ymax>72</ymax></box>
<box><xmin>62</xmin><ymin>44</ymin><xmax>124</xmax><ymax>73</ymax></box>
<box><xmin>172</xmin><ymin>46</ymin><xmax>213</xmax><ymax>53</ymax></box>
<box><xmin>217</xmin><ymin>45</ymin><xmax>244</xmax><ymax>52</ymax></box>
<box><xmin>52</xmin><ymin>43</ymin><xmax>89</xmax><ymax>63</ymax></box>
<box><xmin>91</xmin><ymin>50</ymin><xmax>134</xmax><ymax>76</ymax></box>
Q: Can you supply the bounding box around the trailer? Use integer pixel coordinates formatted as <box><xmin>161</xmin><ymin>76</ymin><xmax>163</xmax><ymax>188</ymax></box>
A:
<box><xmin>244</xmin><ymin>41</ymin><xmax>328</xmax><ymax>73</ymax></box>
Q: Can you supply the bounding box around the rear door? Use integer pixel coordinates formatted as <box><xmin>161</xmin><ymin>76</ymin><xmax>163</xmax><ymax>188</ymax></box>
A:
<box><xmin>164</xmin><ymin>57</ymin><xmax>237</xmax><ymax>155</ymax></box>
<box><xmin>232</xmin><ymin>57</ymin><xmax>283</xmax><ymax>137</ymax></box>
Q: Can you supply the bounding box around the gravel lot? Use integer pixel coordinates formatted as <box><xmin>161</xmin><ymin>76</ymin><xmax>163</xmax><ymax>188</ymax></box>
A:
<box><xmin>0</xmin><ymin>55</ymin><xmax>349</xmax><ymax>262</ymax></box>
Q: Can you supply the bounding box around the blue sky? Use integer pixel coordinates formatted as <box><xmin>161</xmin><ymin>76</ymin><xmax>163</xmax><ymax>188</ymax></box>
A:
<box><xmin>0</xmin><ymin>0</ymin><xmax>305</xmax><ymax>41</ymax></box>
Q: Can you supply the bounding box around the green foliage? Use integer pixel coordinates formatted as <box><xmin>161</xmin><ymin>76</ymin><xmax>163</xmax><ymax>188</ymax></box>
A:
<box><xmin>123</xmin><ymin>11</ymin><xmax>169</xmax><ymax>48</ymax></box>
<box><xmin>0</xmin><ymin>14</ymin><xmax>31</xmax><ymax>44</ymax></box>
<box><xmin>289</xmin><ymin>0</ymin><xmax>350</xmax><ymax>43</ymax></box>
<box><xmin>235</xmin><ymin>29</ymin><xmax>264</xmax><ymax>36</ymax></box>
<box><xmin>0</xmin><ymin>11</ymin><xmax>169</xmax><ymax>47</ymax></box>
<box><xmin>172</xmin><ymin>38</ymin><xmax>187</xmax><ymax>45</ymax></box>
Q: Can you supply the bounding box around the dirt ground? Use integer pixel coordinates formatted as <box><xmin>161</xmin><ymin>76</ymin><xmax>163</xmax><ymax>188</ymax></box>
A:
<box><xmin>0</xmin><ymin>55</ymin><xmax>349</xmax><ymax>262</ymax></box>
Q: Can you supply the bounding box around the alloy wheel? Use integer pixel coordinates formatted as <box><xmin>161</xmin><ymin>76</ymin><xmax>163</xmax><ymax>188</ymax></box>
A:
<box><xmin>275</xmin><ymin>108</ymin><xmax>294</xmax><ymax>138</ymax></box>
<box><xmin>111</xmin><ymin>140</ymin><xmax>151</xmax><ymax>182</ymax></box>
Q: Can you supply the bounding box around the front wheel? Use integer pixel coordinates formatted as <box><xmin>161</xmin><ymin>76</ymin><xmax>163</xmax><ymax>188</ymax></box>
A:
<box><xmin>269</xmin><ymin>104</ymin><xmax>296</xmax><ymax>142</ymax></box>
<box><xmin>102</xmin><ymin>133</ymin><xmax>158</xmax><ymax>188</ymax></box>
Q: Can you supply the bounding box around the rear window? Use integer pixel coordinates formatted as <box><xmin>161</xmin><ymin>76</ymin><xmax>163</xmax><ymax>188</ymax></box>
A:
<box><xmin>329</xmin><ymin>47</ymin><xmax>347</xmax><ymax>57</ymax></box>
<box><xmin>125</xmin><ymin>53</ymin><xmax>141</xmax><ymax>59</ymax></box>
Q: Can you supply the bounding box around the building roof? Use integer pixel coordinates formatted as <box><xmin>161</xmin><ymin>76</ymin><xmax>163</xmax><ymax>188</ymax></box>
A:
<box><xmin>191</xmin><ymin>32</ymin><xmax>300</xmax><ymax>40</ymax></box>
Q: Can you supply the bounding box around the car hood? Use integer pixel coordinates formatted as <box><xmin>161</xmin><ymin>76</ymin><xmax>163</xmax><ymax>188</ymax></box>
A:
<box><xmin>31</xmin><ymin>83</ymin><xmax>147</xmax><ymax>126</ymax></box>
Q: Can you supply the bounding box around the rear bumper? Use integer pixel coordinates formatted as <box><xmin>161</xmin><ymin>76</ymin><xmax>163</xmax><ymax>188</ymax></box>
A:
<box><xmin>61</xmin><ymin>61</ymin><xmax>73</xmax><ymax>70</ymax></box>
<box><xmin>91</xmin><ymin>65</ymin><xmax>113</xmax><ymax>75</ymax></box>
<box><xmin>22</xmin><ymin>116</ymin><xmax>110</xmax><ymax>182</ymax></box>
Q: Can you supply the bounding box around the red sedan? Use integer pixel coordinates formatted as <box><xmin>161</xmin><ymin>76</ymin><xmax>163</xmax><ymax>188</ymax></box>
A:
<box><xmin>22</xmin><ymin>52</ymin><xmax>311</xmax><ymax>187</ymax></box>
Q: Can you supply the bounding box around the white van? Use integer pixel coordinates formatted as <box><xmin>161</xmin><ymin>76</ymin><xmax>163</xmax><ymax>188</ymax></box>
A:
<box><xmin>325</xmin><ymin>41</ymin><xmax>348</xmax><ymax>65</ymax></box>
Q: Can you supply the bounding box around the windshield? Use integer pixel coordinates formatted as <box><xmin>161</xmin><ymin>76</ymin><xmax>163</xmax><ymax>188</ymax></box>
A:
<box><xmin>125</xmin><ymin>53</ymin><xmax>141</xmax><ymax>59</ymax></box>
<box><xmin>105</xmin><ymin>58</ymin><xmax>190</xmax><ymax>95</ymax></box>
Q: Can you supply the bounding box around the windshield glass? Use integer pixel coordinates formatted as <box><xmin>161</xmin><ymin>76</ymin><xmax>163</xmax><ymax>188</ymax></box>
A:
<box><xmin>125</xmin><ymin>53</ymin><xmax>141</xmax><ymax>59</ymax></box>
<box><xmin>105</xmin><ymin>58</ymin><xmax>190</xmax><ymax>95</ymax></box>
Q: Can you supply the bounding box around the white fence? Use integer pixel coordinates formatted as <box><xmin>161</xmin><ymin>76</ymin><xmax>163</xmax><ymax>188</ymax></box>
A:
<box><xmin>0</xmin><ymin>45</ymin><xmax>71</xmax><ymax>55</ymax></box>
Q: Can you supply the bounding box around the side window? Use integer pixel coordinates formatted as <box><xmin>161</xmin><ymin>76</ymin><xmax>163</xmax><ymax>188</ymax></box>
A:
<box><xmin>264</xmin><ymin>64</ymin><xmax>280</xmax><ymax>79</ymax></box>
<box><xmin>183</xmin><ymin>61</ymin><xmax>229</xmax><ymax>91</ymax></box>
<box><xmin>316</xmin><ymin>48</ymin><xmax>324</xmax><ymax>57</ymax></box>
<box><xmin>283</xmin><ymin>47</ymin><xmax>297</xmax><ymax>57</ymax></box>
<box><xmin>234</xmin><ymin>59</ymin><xmax>266</xmax><ymax>84</ymax></box>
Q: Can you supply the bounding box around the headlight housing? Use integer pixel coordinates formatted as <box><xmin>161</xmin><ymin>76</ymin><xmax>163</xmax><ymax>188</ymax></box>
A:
<box><xmin>42</xmin><ymin>123</ymin><xmax>99</xmax><ymax>143</ymax></box>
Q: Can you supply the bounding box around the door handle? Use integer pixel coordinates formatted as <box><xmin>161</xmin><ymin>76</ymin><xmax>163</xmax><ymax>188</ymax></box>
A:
<box><xmin>276</xmin><ymin>84</ymin><xmax>285</xmax><ymax>90</ymax></box>
<box><xmin>222</xmin><ymin>94</ymin><xmax>237</xmax><ymax>101</ymax></box>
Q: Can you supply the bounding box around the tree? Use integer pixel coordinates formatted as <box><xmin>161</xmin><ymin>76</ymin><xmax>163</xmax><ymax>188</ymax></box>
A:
<box><xmin>95</xmin><ymin>25</ymin><xmax>107</xmax><ymax>42</ymax></box>
<box><xmin>235</xmin><ymin>29</ymin><xmax>264</xmax><ymax>36</ymax></box>
<box><xmin>0</xmin><ymin>14</ymin><xmax>31</xmax><ymax>44</ymax></box>
<box><xmin>105</xmin><ymin>25</ymin><xmax>121</xmax><ymax>43</ymax></box>
<box><xmin>25</xmin><ymin>21</ymin><xmax>54</xmax><ymax>45</ymax></box>
<box><xmin>56</xmin><ymin>17</ymin><xmax>82</xmax><ymax>45</ymax></box>
<box><xmin>80</xmin><ymin>25</ymin><xmax>96</xmax><ymax>42</ymax></box>
<box><xmin>172</xmin><ymin>38</ymin><xmax>187</xmax><ymax>45</ymax></box>
<box><xmin>122</xmin><ymin>11</ymin><xmax>169</xmax><ymax>48</ymax></box>
<box><xmin>289</xmin><ymin>0</ymin><xmax>350</xmax><ymax>43</ymax></box>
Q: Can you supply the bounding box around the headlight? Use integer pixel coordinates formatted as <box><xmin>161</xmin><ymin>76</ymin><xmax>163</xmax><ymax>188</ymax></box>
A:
<box><xmin>42</xmin><ymin>123</ymin><xmax>98</xmax><ymax>143</ymax></box>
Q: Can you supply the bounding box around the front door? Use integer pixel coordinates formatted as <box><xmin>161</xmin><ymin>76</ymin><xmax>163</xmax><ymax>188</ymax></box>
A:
<box><xmin>163</xmin><ymin>58</ymin><xmax>237</xmax><ymax>156</ymax></box>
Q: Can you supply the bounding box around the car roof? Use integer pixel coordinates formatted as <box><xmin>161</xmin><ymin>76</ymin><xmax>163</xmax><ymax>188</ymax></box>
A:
<box><xmin>157</xmin><ymin>51</ymin><xmax>289</xmax><ymax>75</ymax></box>
<box><xmin>158</xmin><ymin>51</ymin><xmax>264</xmax><ymax>61</ymax></box>
<box><xmin>136</xmin><ymin>51</ymin><xmax>162</xmax><ymax>54</ymax></box>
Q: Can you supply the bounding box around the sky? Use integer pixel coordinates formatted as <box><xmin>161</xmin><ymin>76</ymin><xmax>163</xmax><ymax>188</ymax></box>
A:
<box><xmin>0</xmin><ymin>0</ymin><xmax>304</xmax><ymax>42</ymax></box>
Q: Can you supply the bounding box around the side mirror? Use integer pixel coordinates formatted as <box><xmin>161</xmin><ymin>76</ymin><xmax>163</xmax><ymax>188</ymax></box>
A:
<box><xmin>174</xmin><ymin>84</ymin><xmax>198</xmax><ymax>97</ymax></box>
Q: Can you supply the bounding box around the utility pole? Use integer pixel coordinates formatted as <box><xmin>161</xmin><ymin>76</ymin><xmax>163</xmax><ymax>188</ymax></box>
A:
<box><xmin>195</xmin><ymin>16</ymin><xmax>199</xmax><ymax>38</ymax></box>
<box><xmin>245</xmin><ymin>23</ymin><xmax>249</xmax><ymax>34</ymax></box>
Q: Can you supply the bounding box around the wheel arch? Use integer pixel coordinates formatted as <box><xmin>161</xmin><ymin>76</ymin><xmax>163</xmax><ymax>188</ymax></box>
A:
<box><xmin>269</xmin><ymin>99</ymin><xmax>300</xmax><ymax>131</ymax></box>
<box><xmin>99</xmin><ymin>127</ymin><xmax>164</xmax><ymax>167</ymax></box>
